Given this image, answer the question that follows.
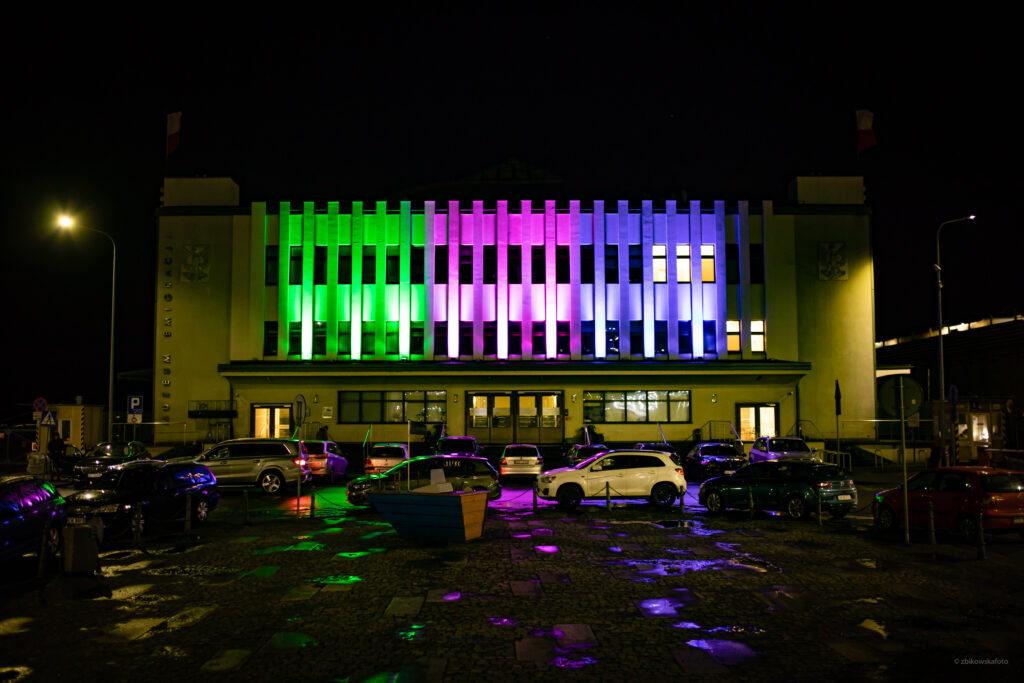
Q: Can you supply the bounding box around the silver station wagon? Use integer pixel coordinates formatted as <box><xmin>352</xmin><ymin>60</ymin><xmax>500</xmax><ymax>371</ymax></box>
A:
<box><xmin>194</xmin><ymin>438</ymin><xmax>312</xmax><ymax>494</ymax></box>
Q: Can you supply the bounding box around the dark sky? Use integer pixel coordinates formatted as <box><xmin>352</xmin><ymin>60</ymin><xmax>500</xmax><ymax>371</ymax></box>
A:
<box><xmin>1</xmin><ymin>6</ymin><xmax>1020</xmax><ymax>421</ymax></box>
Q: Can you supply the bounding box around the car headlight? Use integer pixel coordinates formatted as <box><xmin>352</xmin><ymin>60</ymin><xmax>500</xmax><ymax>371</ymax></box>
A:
<box><xmin>539</xmin><ymin>475</ymin><xmax>556</xmax><ymax>484</ymax></box>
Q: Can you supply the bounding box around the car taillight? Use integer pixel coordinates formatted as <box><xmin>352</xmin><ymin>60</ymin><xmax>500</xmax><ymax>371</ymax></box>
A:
<box><xmin>818</xmin><ymin>481</ymin><xmax>833</xmax><ymax>488</ymax></box>
<box><xmin>294</xmin><ymin>458</ymin><xmax>307</xmax><ymax>467</ymax></box>
<box><xmin>676</xmin><ymin>467</ymin><xmax>685</xmax><ymax>476</ymax></box>
<box><xmin>844</xmin><ymin>479</ymin><xmax>854</xmax><ymax>487</ymax></box>
<box><xmin>982</xmin><ymin>495</ymin><xmax>998</xmax><ymax>508</ymax></box>
<box><xmin>500</xmin><ymin>457</ymin><xmax>508</xmax><ymax>464</ymax></box>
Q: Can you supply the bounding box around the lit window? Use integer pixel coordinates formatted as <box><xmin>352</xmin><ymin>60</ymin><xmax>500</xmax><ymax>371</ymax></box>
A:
<box><xmin>701</xmin><ymin>245</ymin><xmax>715</xmax><ymax>282</ymax></box>
<box><xmin>751</xmin><ymin>320</ymin><xmax>765</xmax><ymax>353</ymax></box>
<box><xmin>727</xmin><ymin>319</ymin><xmax>740</xmax><ymax>352</ymax></box>
<box><xmin>653</xmin><ymin>245</ymin><xmax>666</xmax><ymax>283</ymax></box>
<box><xmin>676</xmin><ymin>245</ymin><xmax>691</xmax><ymax>283</ymax></box>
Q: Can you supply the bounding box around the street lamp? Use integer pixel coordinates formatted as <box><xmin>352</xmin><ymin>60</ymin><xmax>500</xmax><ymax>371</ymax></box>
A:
<box><xmin>58</xmin><ymin>215</ymin><xmax>117</xmax><ymax>442</ymax></box>
<box><xmin>935</xmin><ymin>214</ymin><xmax>975</xmax><ymax>467</ymax></box>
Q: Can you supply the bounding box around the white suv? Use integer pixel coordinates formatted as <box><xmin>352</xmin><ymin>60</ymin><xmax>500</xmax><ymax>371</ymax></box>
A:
<box><xmin>536</xmin><ymin>449</ymin><xmax>686</xmax><ymax>510</ymax></box>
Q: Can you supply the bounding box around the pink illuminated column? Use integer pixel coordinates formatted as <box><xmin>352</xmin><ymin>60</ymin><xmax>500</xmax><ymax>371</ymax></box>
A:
<box><xmin>424</xmin><ymin>201</ymin><xmax>435</xmax><ymax>358</ymax></box>
<box><xmin>545</xmin><ymin>200</ymin><xmax>557</xmax><ymax>359</ymax></box>
<box><xmin>448</xmin><ymin>201</ymin><xmax>460</xmax><ymax>358</ymax></box>
<box><xmin>569</xmin><ymin>200</ymin><xmax>581</xmax><ymax>359</ymax></box>
<box><xmin>497</xmin><ymin>201</ymin><xmax>509</xmax><ymax>358</ymax></box>
<box><xmin>520</xmin><ymin>200</ymin><xmax>533</xmax><ymax>359</ymax></box>
<box><xmin>593</xmin><ymin>201</ymin><xmax>606</xmax><ymax>357</ymax></box>
<box><xmin>472</xmin><ymin>201</ymin><xmax>484</xmax><ymax>360</ymax></box>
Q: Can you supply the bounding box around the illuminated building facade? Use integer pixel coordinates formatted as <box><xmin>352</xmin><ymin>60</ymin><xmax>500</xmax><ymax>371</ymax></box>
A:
<box><xmin>154</xmin><ymin>176</ymin><xmax>876</xmax><ymax>451</ymax></box>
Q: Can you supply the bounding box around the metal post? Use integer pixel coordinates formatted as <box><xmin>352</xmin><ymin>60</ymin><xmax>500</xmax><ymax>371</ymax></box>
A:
<box><xmin>976</xmin><ymin>512</ymin><xmax>986</xmax><ymax>560</ymax></box>
<box><xmin>749</xmin><ymin>485</ymin><xmax>755</xmax><ymax>519</ymax></box>
<box><xmin>817</xmin><ymin>491</ymin><xmax>822</xmax><ymax>526</ymax></box>
<box><xmin>296</xmin><ymin>477</ymin><xmax>302</xmax><ymax>518</ymax></box>
<box><xmin>605</xmin><ymin>482</ymin><xmax>611</xmax><ymax>509</ymax></box>
<box><xmin>679</xmin><ymin>485</ymin><xmax>685</xmax><ymax>515</ymax></box>
<box><xmin>184</xmin><ymin>492</ymin><xmax>192</xmax><ymax>533</ymax></box>
<box><xmin>900</xmin><ymin>377</ymin><xmax>911</xmax><ymax>546</ymax></box>
<box><xmin>310</xmin><ymin>486</ymin><xmax>316</xmax><ymax>519</ymax></box>
<box><xmin>243</xmin><ymin>489</ymin><xmax>250</xmax><ymax>525</ymax></box>
<box><xmin>532</xmin><ymin>485</ymin><xmax>538</xmax><ymax>511</ymax></box>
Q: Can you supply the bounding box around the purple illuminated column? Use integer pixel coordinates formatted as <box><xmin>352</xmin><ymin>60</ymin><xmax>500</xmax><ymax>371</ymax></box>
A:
<box><xmin>520</xmin><ymin>200</ymin><xmax>533</xmax><ymax>359</ymax></box>
<box><xmin>666</xmin><ymin>201</ymin><xmax>679</xmax><ymax>359</ymax></box>
<box><xmin>714</xmin><ymin>200</ymin><xmax>728</xmax><ymax>356</ymax></box>
<box><xmin>448</xmin><ymin>201</ymin><xmax>460</xmax><ymax>358</ymax></box>
<box><xmin>545</xmin><ymin>200</ymin><xmax>557</xmax><ymax>359</ymax></box>
<box><xmin>424</xmin><ymin>201</ymin><xmax>435</xmax><ymax>358</ymax></box>
<box><xmin>473</xmin><ymin>201</ymin><xmax>484</xmax><ymax>360</ymax></box>
<box><xmin>497</xmin><ymin>201</ymin><xmax>509</xmax><ymax>359</ymax></box>
<box><xmin>593</xmin><ymin>201</ymin><xmax>606</xmax><ymax>357</ymax></box>
<box><xmin>641</xmin><ymin>200</ymin><xmax>654</xmax><ymax>358</ymax></box>
<box><xmin>736</xmin><ymin>200</ymin><xmax>751</xmax><ymax>356</ymax></box>
<box><xmin>689</xmin><ymin>201</ymin><xmax>703</xmax><ymax>357</ymax></box>
<box><xmin>569</xmin><ymin>200</ymin><xmax>581</xmax><ymax>359</ymax></box>
<box><xmin>617</xmin><ymin>200</ymin><xmax>630</xmax><ymax>358</ymax></box>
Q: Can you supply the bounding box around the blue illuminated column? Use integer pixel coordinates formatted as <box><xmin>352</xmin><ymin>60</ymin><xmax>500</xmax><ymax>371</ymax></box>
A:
<box><xmin>545</xmin><ymin>200</ymin><xmax>557</xmax><ymax>359</ymax></box>
<box><xmin>736</xmin><ymin>200</ymin><xmax>752</xmax><ymax>356</ymax></box>
<box><xmin>447</xmin><ymin>201</ymin><xmax>460</xmax><ymax>358</ymax></box>
<box><xmin>497</xmin><ymin>201</ymin><xmax>509</xmax><ymax>359</ymax></box>
<box><xmin>569</xmin><ymin>200</ymin><xmax>582</xmax><ymax>359</ymax></box>
<box><xmin>641</xmin><ymin>200</ymin><xmax>654</xmax><ymax>357</ymax></box>
<box><xmin>714</xmin><ymin>200</ymin><xmax>728</xmax><ymax>356</ymax></box>
<box><xmin>666</xmin><ymin>201</ymin><xmax>679</xmax><ymax>359</ymax></box>
<box><xmin>593</xmin><ymin>201</ymin><xmax>606</xmax><ymax>358</ymax></box>
<box><xmin>617</xmin><ymin>201</ymin><xmax>630</xmax><ymax>358</ymax></box>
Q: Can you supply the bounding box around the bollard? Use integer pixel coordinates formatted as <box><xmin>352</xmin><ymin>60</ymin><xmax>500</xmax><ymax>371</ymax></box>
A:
<box><xmin>977</xmin><ymin>512</ymin><xmax>987</xmax><ymax>560</ymax></box>
<box><xmin>532</xmin><ymin>485</ymin><xmax>538</xmax><ymax>511</ymax></box>
<box><xmin>679</xmin><ymin>485</ymin><xmax>685</xmax><ymax>515</ymax></box>
<box><xmin>310</xmin><ymin>486</ymin><xmax>316</xmax><ymax>519</ymax></box>
<box><xmin>749</xmin><ymin>486</ymin><xmax>755</xmax><ymax>519</ymax></box>
<box><xmin>606</xmin><ymin>482</ymin><xmax>611</xmax><ymax>509</ymax></box>
<box><xmin>928</xmin><ymin>501</ymin><xmax>936</xmax><ymax>545</ymax></box>
<box><xmin>817</xmin><ymin>492</ymin><xmax>822</xmax><ymax>526</ymax></box>
<box><xmin>184</xmin><ymin>492</ymin><xmax>192</xmax><ymax>534</ymax></box>
<box><xmin>243</xmin><ymin>489</ymin><xmax>251</xmax><ymax>525</ymax></box>
<box><xmin>296</xmin><ymin>477</ymin><xmax>302</xmax><ymax>518</ymax></box>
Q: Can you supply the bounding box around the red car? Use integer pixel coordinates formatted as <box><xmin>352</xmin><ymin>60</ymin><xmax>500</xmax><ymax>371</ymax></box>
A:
<box><xmin>873</xmin><ymin>466</ymin><xmax>1024</xmax><ymax>542</ymax></box>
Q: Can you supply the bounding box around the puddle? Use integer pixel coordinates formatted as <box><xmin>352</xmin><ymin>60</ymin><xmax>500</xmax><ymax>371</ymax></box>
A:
<box><xmin>396</xmin><ymin>623</ymin><xmax>427</xmax><ymax>642</ymax></box>
<box><xmin>636</xmin><ymin>598</ymin><xmax>687</xmax><ymax>617</ymax></box>
<box><xmin>335</xmin><ymin>548</ymin><xmax>387</xmax><ymax>558</ymax></box>
<box><xmin>0</xmin><ymin>618</ymin><xmax>32</xmax><ymax>635</ymax></box>
<box><xmin>853</xmin><ymin>597</ymin><xmax>883</xmax><ymax>604</ymax></box>
<box><xmin>269</xmin><ymin>631</ymin><xmax>318</xmax><ymax>648</ymax></box>
<box><xmin>535</xmin><ymin>546</ymin><xmax>559</xmax><ymax>553</ymax></box>
<box><xmin>511</xmin><ymin>533</ymin><xmax>532</xmax><ymax>539</ymax></box>
<box><xmin>308</xmin><ymin>575</ymin><xmax>362</xmax><ymax>585</ymax></box>
<box><xmin>253</xmin><ymin>541</ymin><xmax>325</xmax><ymax>554</ymax></box>
<box><xmin>441</xmin><ymin>591</ymin><xmax>461</xmax><ymax>601</ymax></box>
<box><xmin>607</xmin><ymin>547</ymin><xmax>623</xmax><ymax>553</ymax></box>
<box><xmin>706</xmin><ymin>625</ymin><xmax>766</xmax><ymax>635</ymax></box>
<box><xmin>856</xmin><ymin>559</ymin><xmax>877</xmax><ymax>569</ymax></box>
<box><xmin>531</xmin><ymin>529</ymin><xmax>554</xmax><ymax>536</ymax></box>
<box><xmin>297</xmin><ymin>527</ymin><xmax>344</xmax><ymax>538</ymax></box>
<box><xmin>101</xmin><ymin>560</ymin><xmax>153</xmax><ymax>577</ymax></box>
<box><xmin>859</xmin><ymin>619</ymin><xmax>888</xmax><ymax>639</ymax></box>
<box><xmin>240</xmin><ymin>566</ymin><xmax>279</xmax><ymax>579</ymax></box>
<box><xmin>613</xmin><ymin>558</ymin><xmax>728</xmax><ymax>575</ymax></box>
<box><xmin>672</xmin><ymin>621</ymin><xmax>702</xmax><ymax>629</ymax></box>
<box><xmin>0</xmin><ymin>667</ymin><xmax>32</xmax><ymax>682</ymax></box>
<box><xmin>489</xmin><ymin>616</ymin><xmax>519</xmax><ymax>627</ymax></box>
<box><xmin>360</xmin><ymin>530</ymin><xmax>396</xmax><ymax>540</ymax></box>
<box><xmin>686</xmin><ymin>639</ymin><xmax>759</xmax><ymax>665</ymax></box>
<box><xmin>551</xmin><ymin>656</ymin><xmax>598</xmax><ymax>669</ymax></box>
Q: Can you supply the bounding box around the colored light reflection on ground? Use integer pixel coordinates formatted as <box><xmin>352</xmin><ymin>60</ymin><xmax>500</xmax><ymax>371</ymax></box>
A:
<box><xmin>511</xmin><ymin>533</ymin><xmax>531</xmax><ymax>538</ymax></box>
<box><xmin>551</xmin><ymin>656</ymin><xmax>598</xmax><ymax>669</ymax></box>
<box><xmin>442</xmin><ymin>592</ymin><xmax>461</xmax><ymax>601</ymax></box>
<box><xmin>535</xmin><ymin>545</ymin><xmax>559</xmax><ymax>553</ymax></box>
<box><xmin>685</xmin><ymin>638</ymin><xmax>758</xmax><ymax>664</ymax></box>
<box><xmin>269</xmin><ymin>632</ymin><xmax>318</xmax><ymax>648</ymax></box>
<box><xmin>396</xmin><ymin>623</ymin><xmax>427</xmax><ymax>642</ymax></box>
<box><xmin>336</xmin><ymin>548</ymin><xmax>387</xmax><ymax>558</ymax></box>
<box><xmin>253</xmin><ymin>541</ymin><xmax>325</xmax><ymax>554</ymax></box>
<box><xmin>308</xmin><ymin>575</ymin><xmax>362</xmax><ymax>585</ymax></box>
<box><xmin>489</xmin><ymin>616</ymin><xmax>519</xmax><ymax>626</ymax></box>
<box><xmin>637</xmin><ymin>598</ymin><xmax>687</xmax><ymax>617</ymax></box>
<box><xmin>361</xmin><ymin>530</ymin><xmax>396</xmax><ymax>540</ymax></box>
<box><xmin>240</xmin><ymin>566</ymin><xmax>279</xmax><ymax>578</ymax></box>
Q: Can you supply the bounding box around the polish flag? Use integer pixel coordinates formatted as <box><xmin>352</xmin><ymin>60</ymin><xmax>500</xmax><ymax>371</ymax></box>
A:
<box><xmin>856</xmin><ymin>109</ymin><xmax>876</xmax><ymax>152</ymax></box>
<box><xmin>166</xmin><ymin>112</ymin><xmax>182</xmax><ymax>157</ymax></box>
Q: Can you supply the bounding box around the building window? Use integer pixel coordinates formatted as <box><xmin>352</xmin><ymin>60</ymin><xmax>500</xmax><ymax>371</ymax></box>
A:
<box><xmin>750</xmin><ymin>244</ymin><xmax>765</xmax><ymax>284</ymax></box>
<box><xmin>484</xmin><ymin>321</ymin><xmax>497</xmax><ymax>356</ymax></box>
<box><xmin>726</xmin><ymin>244</ymin><xmax>739</xmax><ymax>284</ymax></box>
<box><xmin>434</xmin><ymin>322</ymin><xmax>448</xmax><ymax>357</ymax></box>
<box><xmin>604</xmin><ymin>245</ymin><xmax>618</xmax><ymax>283</ymax></box>
<box><xmin>678</xmin><ymin>320</ymin><xmax>692</xmax><ymax>354</ymax></box>
<box><xmin>459</xmin><ymin>322</ymin><xmax>473</xmax><ymax>356</ymax></box>
<box><xmin>434</xmin><ymin>246</ymin><xmax>448</xmax><ymax>284</ymax></box>
<box><xmin>556</xmin><ymin>321</ymin><xmax>569</xmax><ymax>356</ymax></box>
<box><xmin>338</xmin><ymin>246</ymin><xmax>352</xmax><ymax>285</ymax></box>
<box><xmin>410</xmin><ymin>322</ymin><xmax>424</xmax><ymax>356</ymax></box>
<box><xmin>580</xmin><ymin>245</ymin><xmax>594</xmax><ymax>284</ymax></box>
<box><xmin>676</xmin><ymin>244</ymin><xmax>691</xmax><ymax>283</ymax></box>
<box><xmin>727</xmin><ymin>319</ymin><xmax>741</xmax><ymax>352</ymax></box>
<box><xmin>361</xmin><ymin>328</ymin><xmax>375</xmax><ymax>357</ymax></box>
<box><xmin>312</xmin><ymin>321</ymin><xmax>326</xmax><ymax>355</ymax></box>
<box><xmin>508</xmin><ymin>245</ymin><xmax>522</xmax><ymax>284</ymax></box>
<box><xmin>701</xmin><ymin>244</ymin><xmax>715</xmax><ymax>282</ymax></box>
<box><xmin>386</xmin><ymin>246</ymin><xmax>400</xmax><ymax>284</ymax></box>
<box><xmin>628</xmin><ymin>244</ymin><xmax>642</xmax><ymax>283</ymax></box>
<box><xmin>582</xmin><ymin>390</ymin><xmax>691</xmax><ymax>424</ymax></box>
<box><xmin>581</xmin><ymin>320</ymin><xmax>595</xmax><ymax>355</ymax></box>
<box><xmin>629</xmin><ymin>320</ymin><xmax>643</xmax><ymax>356</ymax></box>
<box><xmin>605</xmin><ymin>321</ymin><xmax>619</xmax><ymax>357</ymax></box>
<box><xmin>483</xmin><ymin>245</ymin><xmax>497</xmax><ymax>284</ymax></box>
<box><xmin>265</xmin><ymin>246</ymin><xmax>279</xmax><ymax>286</ymax></box>
<box><xmin>532</xmin><ymin>247</ymin><xmax>545</xmax><ymax>283</ymax></box>
<box><xmin>411</xmin><ymin>246</ymin><xmax>424</xmax><ymax>284</ymax></box>
<box><xmin>386</xmin><ymin>321</ymin><xmax>399</xmax><ymax>355</ymax></box>
<box><xmin>654</xmin><ymin>320</ymin><xmax>667</xmax><ymax>356</ymax></box>
<box><xmin>653</xmin><ymin>244</ymin><xmax>667</xmax><ymax>283</ymax></box>
<box><xmin>532</xmin><ymin>321</ymin><xmax>545</xmax><ymax>353</ymax></box>
<box><xmin>287</xmin><ymin>322</ymin><xmax>302</xmax><ymax>356</ymax></box>
<box><xmin>263</xmin><ymin>321</ymin><xmax>278</xmax><ymax>356</ymax></box>
<box><xmin>314</xmin><ymin>246</ymin><xmax>327</xmax><ymax>285</ymax></box>
<box><xmin>459</xmin><ymin>245</ymin><xmax>473</xmax><ymax>283</ymax></box>
<box><xmin>362</xmin><ymin>246</ymin><xmax>376</xmax><ymax>284</ymax></box>
<box><xmin>337</xmin><ymin>390</ymin><xmax>447</xmax><ymax>424</ymax></box>
<box><xmin>556</xmin><ymin>246</ymin><xmax>570</xmax><ymax>283</ymax></box>
<box><xmin>508</xmin><ymin>321</ymin><xmax>522</xmax><ymax>355</ymax></box>
<box><xmin>703</xmin><ymin>320</ymin><xmax>717</xmax><ymax>356</ymax></box>
<box><xmin>289</xmin><ymin>247</ymin><xmax>302</xmax><ymax>285</ymax></box>
<box><xmin>338</xmin><ymin>321</ymin><xmax>351</xmax><ymax>358</ymax></box>
<box><xmin>751</xmin><ymin>320</ymin><xmax>765</xmax><ymax>352</ymax></box>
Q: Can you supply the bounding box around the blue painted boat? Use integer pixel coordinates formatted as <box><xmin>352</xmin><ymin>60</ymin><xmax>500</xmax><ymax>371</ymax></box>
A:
<box><xmin>367</xmin><ymin>490</ymin><xmax>489</xmax><ymax>542</ymax></box>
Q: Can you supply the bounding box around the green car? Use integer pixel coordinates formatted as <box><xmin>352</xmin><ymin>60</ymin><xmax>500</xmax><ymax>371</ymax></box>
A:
<box><xmin>698</xmin><ymin>460</ymin><xmax>857</xmax><ymax>519</ymax></box>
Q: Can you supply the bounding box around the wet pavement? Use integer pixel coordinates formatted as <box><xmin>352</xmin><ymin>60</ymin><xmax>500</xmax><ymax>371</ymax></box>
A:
<box><xmin>1</xmin><ymin>470</ymin><xmax>1022</xmax><ymax>681</ymax></box>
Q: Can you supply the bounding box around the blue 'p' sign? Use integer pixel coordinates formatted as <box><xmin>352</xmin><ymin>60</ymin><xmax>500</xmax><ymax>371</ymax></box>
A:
<box><xmin>128</xmin><ymin>396</ymin><xmax>143</xmax><ymax>413</ymax></box>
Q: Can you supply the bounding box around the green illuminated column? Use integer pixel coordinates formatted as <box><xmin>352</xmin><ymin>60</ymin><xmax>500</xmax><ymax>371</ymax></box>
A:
<box><xmin>326</xmin><ymin>202</ymin><xmax>339</xmax><ymax>358</ymax></box>
<box><xmin>351</xmin><ymin>202</ymin><xmax>363</xmax><ymax>359</ymax></box>
<box><xmin>301</xmin><ymin>202</ymin><xmax>315</xmax><ymax>359</ymax></box>
<box><xmin>375</xmin><ymin>201</ymin><xmax>387</xmax><ymax>358</ymax></box>
<box><xmin>399</xmin><ymin>200</ymin><xmax>411</xmax><ymax>357</ymax></box>
<box><xmin>277</xmin><ymin>203</ymin><xmax>291</xmax><ymax>358</ymax></box>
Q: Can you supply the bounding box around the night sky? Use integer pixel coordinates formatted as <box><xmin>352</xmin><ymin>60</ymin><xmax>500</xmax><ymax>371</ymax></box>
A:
<box><xmin>2</xmin><ymin>7</ymin><xmax>1019</xmax><ymax>422</ymax></box>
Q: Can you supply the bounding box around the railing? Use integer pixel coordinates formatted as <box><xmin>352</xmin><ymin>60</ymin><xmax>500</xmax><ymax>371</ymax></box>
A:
<box><xmin>691</xmin><ymin>420</ymin><xmax>742</xmax><ymax>444</ymax></box>
<box><xmin>819</xmin><ymin>449</ymin><xmax>853</xmax><ymax>471</ymax></box>
<box><xmin>188</xmin><ymin>400</ymin><xmax>238</xmax><ymax>418</ymax></box>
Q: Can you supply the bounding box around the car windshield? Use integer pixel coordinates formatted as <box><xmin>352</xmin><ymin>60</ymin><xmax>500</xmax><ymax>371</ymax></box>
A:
<box><xmin>505</xmin><ymin>446</ymin><xmax>538</xmax><ymax>458</ymax></box>
<box><xmin>982</xmin><ymin>473</ymin><xmax>1024</xmax><ymax>493</ymax></box>
<box><xmin>437</xmin><ymin>439</ymin><xmax>474</xmax><ymax>453</ymax></box>
<box><xmin>373</xmin><ymin>446</ymin><xmax>406</xmax><ymax>459</ymax></box>
<box><xmin>703</xmin><ymin>445</ymin><xmax>740</xmax><ymax>456</ymax></box>
<box><xmin>574</xmin><ymin>452</ymin><xmax>608</xmax><ymax>469</ymax></box>
<box><xmin>93</xmin><ymin>466</ymin><xmax>157</xmax><ymax>493</ymax></box>
<box><xmin>770</xmin><ymin>438</ymin><xmax>810</xmax><ymax>452</ymax></box>
<box><xmin>90</xmin><ymin>443</ymin><xmax>132</xmax><ymax>458</ymax></box>
<box><xmin>304</xmin><ymin>442</ymin><xmax>326</xmax><ymax>455</ymax></box>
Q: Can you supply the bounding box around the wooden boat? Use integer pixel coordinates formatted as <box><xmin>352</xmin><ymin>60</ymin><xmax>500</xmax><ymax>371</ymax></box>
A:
<box><xmin>367</xmin><ymin>489</ymin><xmax>489</xmax><ymax>542</ymax></box>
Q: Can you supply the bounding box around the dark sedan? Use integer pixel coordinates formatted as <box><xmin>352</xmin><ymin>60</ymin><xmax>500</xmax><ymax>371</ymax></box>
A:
<box><xmin>1</xmin><ymin>475</ymin><xmax>66</xmax><ymax>564</ymax></box>
<box><xmin>71</xmin><ymin>441</ymin><xmax>152</xmax><ymax>487</ymax></box>
<box><xmin>65</xmin><ymin>460</ymin><xmax>219</xmax><ymax>543</ymax></box>
<box><xmin>699</xmin><ymin>460</ymin><xmax>857</xmax><ymax>519</ymax></box>
<box><xmin>684</xmin><ymin>442</ymin><xmax>747</xmax><ymax>481</ymax></box>
<box><xmin>347</xmin><ymin>455</ymin><xmax>500</xmax><ymax>507</ymax></box>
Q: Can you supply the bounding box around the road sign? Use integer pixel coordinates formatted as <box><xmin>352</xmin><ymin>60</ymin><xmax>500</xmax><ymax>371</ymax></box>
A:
<box><xmin>127</xmin><ymin>414</ymin><xmax>142</xmax><ymax>424</ymax></box>
<box><xmin>40</xmin><ymin>411</ymin><xmax>57</xmax><ymax>427</ymax></box>
<box><xmin>33</xmin><ymin>397</ymin><xmax>47</xmax><ymax>412</ymax></box>
<box><xmin>128</xmin><ymin>396</ymin><xmax>143</xmax><ymax>414</ymax></box>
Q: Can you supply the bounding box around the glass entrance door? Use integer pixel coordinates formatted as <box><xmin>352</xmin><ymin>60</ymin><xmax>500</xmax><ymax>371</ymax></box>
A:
<box><xmin>253</xmin><ymin>405</ymin><xmax>292</xmax><ymax>438</ymax></box>
<box><xmin>465</xmin><ymin>391</ymin><xmax>564</xmax><ymax>446</ymax></box>
<box><xmin>466</xmin><ymin>393</ymin><xmax>514</xmax><ymax>446</ymax></box>
<box><xmin>737</xmin><ymin>404</ymin><xmax>778</xmax><ymax>442</ymax></box>
<box><xmin>517</xmin><ymin>392</ymin><xmax>563</xmax><ymax>446</ymax></box>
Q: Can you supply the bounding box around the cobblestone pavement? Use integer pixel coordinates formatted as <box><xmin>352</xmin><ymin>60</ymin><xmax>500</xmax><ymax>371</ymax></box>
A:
<box><xmin>1</xmin><ymin>470</ymin><xmax>1022</xmax><ymax>682</ymax></box>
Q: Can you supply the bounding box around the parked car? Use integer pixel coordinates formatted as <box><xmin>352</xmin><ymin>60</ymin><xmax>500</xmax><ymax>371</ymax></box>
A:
<box><xmin>0</xmin><ymin>475</ymin><xmax>66</xmax><ymax>563</ymax></box>
<box><xmin>364</xmin><ymin>443</ymin><xmax>410</xmax><ymax>475</ymax></box>
<box><xmin>347</xmin><ymin>455</ymin><xmax>501</xmax><ymax>507</ymax></box>
<box><xmin>873</xmin><ymin>466</ymin><xmax>1024</xmax><ymax>542</ymax></box>
<box><xmin>303</xmin><ymin>440</ymin><xmax>348</xmax><ymax>482</ymax></box>
<box><xmin>193</xmin><ymin>438</ymin><xmax>312</xmax><ymax>494</ymax></box>
<box><xmin>536</xmin><ymin>449</ymin><xmax>686</xmax><ymax>510</ymax></box>
<box><xmin>435</xmin><ymin>435</ymin><xmax>479</xmax><ymax>457</ymax></box>
<box><xmin>65</xmin><ymin>460</ymin><xmax>219</xmax><ymax>543</ymax></box>
<box><xmin>748</xmin><ymin>436</ymin><xmax>814</xmax><ymax>463</ymax></box>
<box><xmin>699</xmin><ymin>460</ymin><xmax>856</xmax><ymax>519</ymax></box>
<box><xmin>635</xmin><ymin>441</ymin><xmax>677</xmax><ymax>455</ymax></box>
<box><xmin>564</xmin><ymin>443</ymin><xmax>608</xmax><ymax>467</ymax></box>
<box><xmin>499</xmin><ymin>444</ymin><xmax>543</xmax><ymax>478</ymax></box>
<box><xmin>72</xmin><ymin>441</ymin><xmax>152</xmax><ymax>487</ymax></box>
<box><xmin>684</xmin><ymin>442</ymin><xmax>747</xmax><ymax>481</ymax></box>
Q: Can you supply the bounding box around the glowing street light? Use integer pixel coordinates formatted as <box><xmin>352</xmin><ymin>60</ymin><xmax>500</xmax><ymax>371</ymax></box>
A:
<box><xmin>58</xmin><ymin>214</ymin><xmax>117</xmax><ymax>441</ymax></box>
<box><xmin>935</xmin><ymin>214</ymin><xmax>975</xmax><ymax>467</ymax></box>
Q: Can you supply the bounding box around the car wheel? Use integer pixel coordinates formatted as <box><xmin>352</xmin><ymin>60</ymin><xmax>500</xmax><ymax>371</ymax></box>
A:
<box><xmin>785</xmin><ymin>495</ymin><xmax>808</xmax><ymax>520</ymax></box>
<box><xmin>650</xmin><ymin>482</ymin><xmax>677</xmax><ymax>509</ymax></box>
<box><xmin>956</xmin><ymin>514</ymin><xmax>979</xmax><ymax>544</ymax></box>
<box><xmin>829</xmin><ymin>510</ymin><xmax>848</xmax><ymax>520</ymax></box>
<box><xmin>42</xmin><ymin>521</ymin><xmax>61</xmax><ymax>558</ymax></box>
<box><xmin>259</xmin><ymin>470</ymin><xmax>285</xmax><ymax>494</ymax></box>
<box><xmin>131</xmin><ymin>509</ymin><xmax>145</xmax><ymax>542</ymax></box>
<box><xmin>193</xmin><ymin>496</ymin><xmax>210</xmax><ymax>525</ymax></box>
<box><xmin>556</xmin><ymin>485</ymin><xmax>583</xmax><ymax>510</ymax></box>
<box><xmin>705</xmin><ymin>491</ymin><xmax>724</xmax><ymax>514</ymax></box>
<box><xmin>875</xmin><ymin>505</ymin><xmax>897</xmax><ymax>532</ymax></box>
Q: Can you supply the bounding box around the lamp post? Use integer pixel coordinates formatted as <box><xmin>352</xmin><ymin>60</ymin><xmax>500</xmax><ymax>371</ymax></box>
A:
<box><xmin>58</xmin><ymin>215</ymin><xmax>117</xmax><ymax>442</ymax></box>
<box><xmin>935</xmin><ymin>214</ymin><xmax>975</xmax><ymax>467</ymax></box>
